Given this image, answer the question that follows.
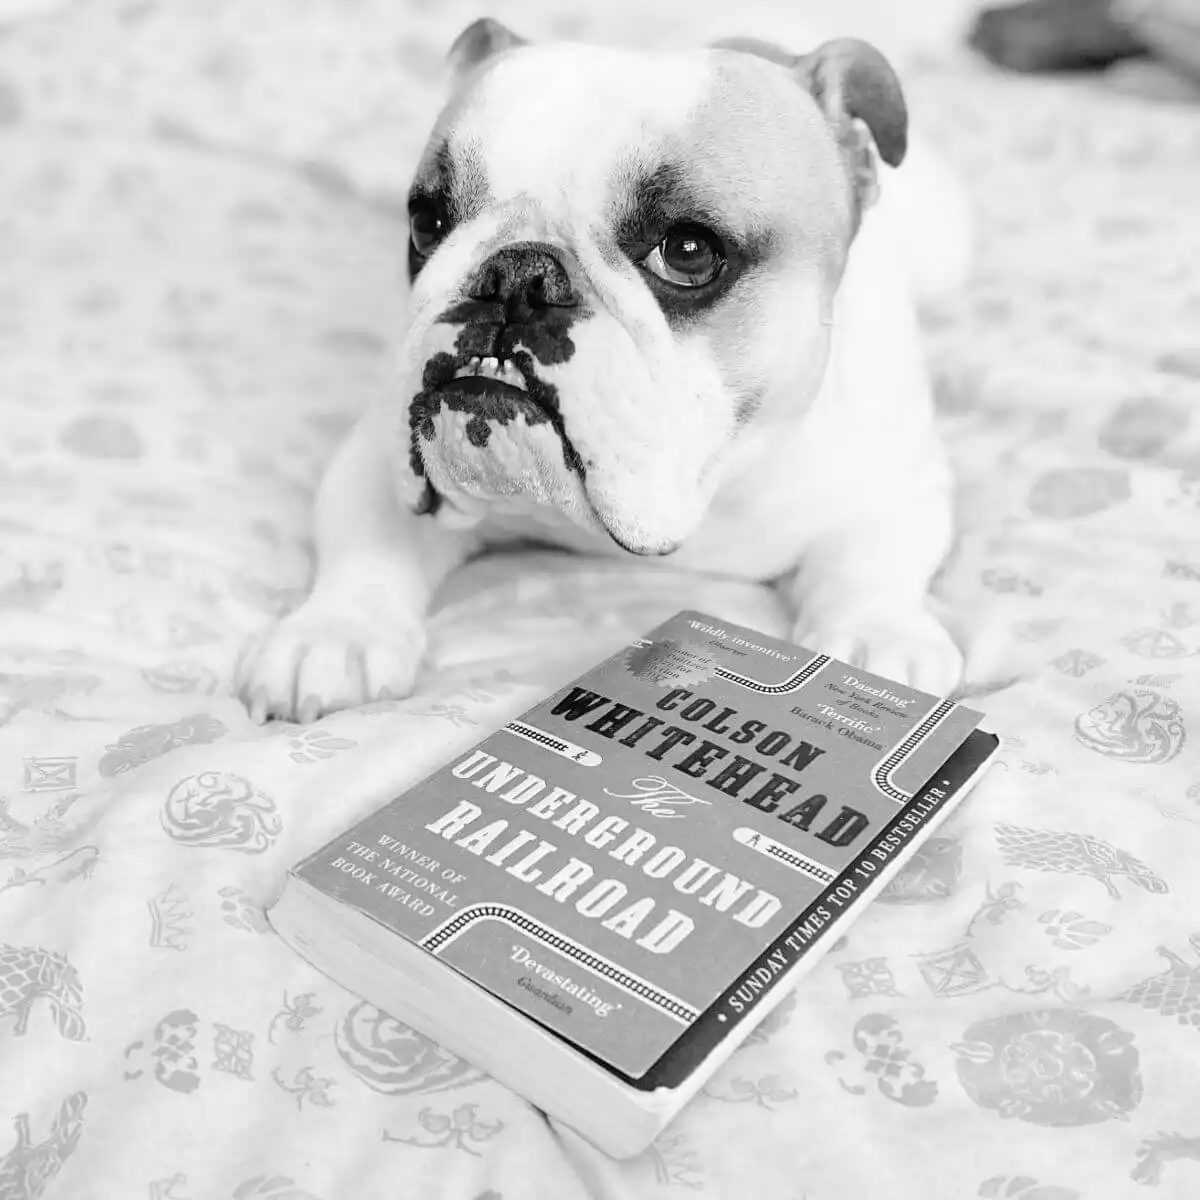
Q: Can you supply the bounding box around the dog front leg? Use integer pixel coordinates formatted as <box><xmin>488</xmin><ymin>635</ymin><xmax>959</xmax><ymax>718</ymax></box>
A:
<box><xmin>235</xmin><ymin>406</ymin><xmax>475</xmax><ymax>723</ymax></box>
<box><xmin>785</xmin><ymin>487</ymin><xmax>964</xmax><ymax>696</ymax></box>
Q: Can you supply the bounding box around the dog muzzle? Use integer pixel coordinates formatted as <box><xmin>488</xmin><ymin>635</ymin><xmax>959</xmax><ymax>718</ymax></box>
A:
<box><xmin>401</xmin><ymin>241</ymin><xmax>702</xmax><ymax>556</ymax></box>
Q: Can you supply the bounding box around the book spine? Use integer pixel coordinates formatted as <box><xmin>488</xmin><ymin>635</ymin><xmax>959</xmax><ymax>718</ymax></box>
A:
<box><xmin>637</xmin><ymin>728</ymin><xmax>999</xmax><ymax>1090</ymax></box>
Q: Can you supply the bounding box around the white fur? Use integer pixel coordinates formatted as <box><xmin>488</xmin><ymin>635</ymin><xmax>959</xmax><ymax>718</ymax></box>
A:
<box><xmin>235</xmin><ymin>36</ymin><xmax>969</xmax><ymax>722</ymax></box>
<box><xmin>879</xmin><ymin>139</ymin><xmax>974</xmax><ymax>304</ymax></box>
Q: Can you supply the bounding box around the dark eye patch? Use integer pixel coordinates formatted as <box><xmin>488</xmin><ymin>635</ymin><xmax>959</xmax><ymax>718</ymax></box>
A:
<box><xmin>406</xmin><ymin>139</ymin><xmax>491</xmax><ymax>282</ymax></box>
<box><xmin>607</xmin><ymin>161</ymin><xmax>769</xmax><ymax>326</ymax></box>
<box><xmin>610</xmin><ymin>164</ymin><xmax>720</xmax><ymax>259</ymax></box>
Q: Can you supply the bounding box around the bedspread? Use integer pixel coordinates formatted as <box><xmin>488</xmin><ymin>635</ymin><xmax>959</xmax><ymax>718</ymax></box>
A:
<box><xmin>2</xmin><ymin>2</ymin><xmax>1200</xmax><ymax>1198</ymax></box>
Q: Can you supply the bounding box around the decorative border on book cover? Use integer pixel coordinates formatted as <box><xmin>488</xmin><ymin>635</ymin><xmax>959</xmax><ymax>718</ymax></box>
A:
<box><xmin>872</xmin><ymin>699</ymin><xmax>959</xmax><ymax>803</ymax></box>
<box><xmin>731</xmin><ymin>828</ymin><xmax>839</xmax><ymax>885</ymax></box>
<box><xmin>501</xmin><ymin>721</ymin><xmax>604</xmax><ymax>766</ymax></box>
<box><xmin>714</xmin><ymin>654</ymin><xmax>833</xmax><ymax>696</ymax></box>
<box><xmin>420</xmin><ymin>904</ymin><xmax>700</xmax><ymax>1025</ymax></box>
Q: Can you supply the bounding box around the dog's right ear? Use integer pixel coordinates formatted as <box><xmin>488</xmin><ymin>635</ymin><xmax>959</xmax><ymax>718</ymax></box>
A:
<box><xmin>447</xmin><ymin>17</ymin><xmax>527</xmax><ymax>79</ymax></box>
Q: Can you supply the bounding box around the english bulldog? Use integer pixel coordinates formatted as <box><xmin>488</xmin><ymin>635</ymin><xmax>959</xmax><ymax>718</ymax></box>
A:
<box><xmin>236</xmin><ymin>19</ymin><xmax>973</xmax><ymax>724</ymax></box>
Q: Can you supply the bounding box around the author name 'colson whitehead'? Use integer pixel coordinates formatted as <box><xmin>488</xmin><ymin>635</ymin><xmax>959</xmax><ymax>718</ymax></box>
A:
<box><xmin>546</xmin><ymin>685</ymin><xmax>871</xmax><ymax>848</ymax></box>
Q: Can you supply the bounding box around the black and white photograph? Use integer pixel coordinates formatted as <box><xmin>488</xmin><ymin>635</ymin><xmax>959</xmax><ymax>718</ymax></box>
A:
<box><xmin>0</xmin><ymin>0</ymin><xmax>1197</xmax><ymax>1195</ymax></box>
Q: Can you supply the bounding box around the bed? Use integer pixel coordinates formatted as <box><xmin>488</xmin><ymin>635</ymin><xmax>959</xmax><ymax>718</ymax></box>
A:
<box><xmin>2</xmin><ymin>1</ymin><xmax>1199</xmax><ymax>1197</ymax></box>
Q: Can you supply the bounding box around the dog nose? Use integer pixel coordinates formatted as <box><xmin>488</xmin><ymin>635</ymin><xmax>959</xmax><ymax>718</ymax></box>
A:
<box><xmin>468</xmin><ymin>242</ymin><xmax>576</xmax><ymax>308</ymax></box>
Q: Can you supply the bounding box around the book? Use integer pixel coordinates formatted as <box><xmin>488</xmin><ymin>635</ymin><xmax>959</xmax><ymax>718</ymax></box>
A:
<box><xmin>269</xmin><ymin>610</ymin><xmax>999</xmax><ymax>1158</ymax></box>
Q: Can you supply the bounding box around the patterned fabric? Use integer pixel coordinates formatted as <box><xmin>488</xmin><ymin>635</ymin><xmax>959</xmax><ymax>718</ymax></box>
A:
<box><xmin>1</xmin><ymin>2</ymin><xmax>1199</xmax><ymax>1197</ymax></box>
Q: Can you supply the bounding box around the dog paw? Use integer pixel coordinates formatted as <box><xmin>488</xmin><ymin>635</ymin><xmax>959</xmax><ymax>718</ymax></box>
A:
<box><xmin>792</xmin><ymin>606</ymin><xmax>964</xmax><ymax>697</ymax></box>
<box><xmin>235</xmin><ymin>605</ymin><xmax>426</xmax><ymax>724</ymax></box>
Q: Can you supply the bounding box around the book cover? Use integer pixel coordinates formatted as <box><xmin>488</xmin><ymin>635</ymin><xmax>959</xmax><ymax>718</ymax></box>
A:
<box><xmin>287</xmin><ymin>611</ymin><xmax>992</xmax><ymax>1083</ymax></box>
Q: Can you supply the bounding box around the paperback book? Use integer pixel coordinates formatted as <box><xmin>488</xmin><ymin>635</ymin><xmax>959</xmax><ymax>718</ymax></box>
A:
<box><xmin>269</xmin><ymin>610</ymin><xmax>998</xmax><ymax>1157</ymax></box>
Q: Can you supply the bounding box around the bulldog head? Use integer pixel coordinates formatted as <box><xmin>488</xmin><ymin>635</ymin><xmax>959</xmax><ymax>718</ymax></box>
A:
<box><xmin>398</xmin><ymin>20</ymin><xmax>908</xmax><ymax>555</ymax></box>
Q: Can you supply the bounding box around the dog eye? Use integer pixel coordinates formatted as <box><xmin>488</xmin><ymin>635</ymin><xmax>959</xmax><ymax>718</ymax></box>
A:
<box><xmin>409</xmin><ymin>200</ymin><xmax>448</xmax><ymax>257</ymax></box>
<box><xmin>642</xmin><ymin>225</ymin><xmax>724</xmax><ymax>288</ymax></box>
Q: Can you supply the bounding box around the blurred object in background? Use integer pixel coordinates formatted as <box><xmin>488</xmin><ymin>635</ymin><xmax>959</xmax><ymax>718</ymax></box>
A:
<box><xmin>968</xmin><ymin>0</ymin><xmax>1200</xmax><ymax>99</ymax></box>
<box><xmin>969</xmin><ymin>0</ymin><xmax>1144</xmax><ymax>71</ymax></box>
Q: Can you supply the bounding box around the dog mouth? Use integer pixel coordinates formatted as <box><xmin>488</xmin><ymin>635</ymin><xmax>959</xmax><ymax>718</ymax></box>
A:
<box><xmin>409</xmin><ymin>344</ymin><xmax>586</xmax><ymax>506</ymax></box>
<box><xmin>446</xmin><ymin>355</ymin><xmax>530</xmax><ymax>395</ymax></box>
<box><xmin>421</xmin><ymin>348</ymin><xmax>545</xmax><ymax>409</ymax></box>
<box><xmin>409</xmin><ymin>341</ymin><xmax>681</xmax><ymax>558</ymax></box>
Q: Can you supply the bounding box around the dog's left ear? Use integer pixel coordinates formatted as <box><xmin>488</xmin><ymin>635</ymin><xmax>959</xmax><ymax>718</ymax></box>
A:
<box><xmin>447</xmin><ymin>17</ymin><xmax>527</xmax><ymax>79</ymax></box>
<box><xmin>796</xmin><ymin>38</ymin><xmax>908</xmax><ymax>169</ymax></box>
<box><xmin>715</xmin><ymin>35</ymin><xmax>906</xmax><ymax>214</ymax></box>
<box><xmin>795</xmin><ymin>38</ymin><xmax>907</xmax><ymax>214</ymax></box>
